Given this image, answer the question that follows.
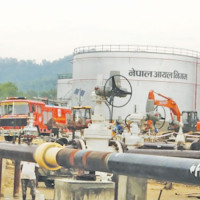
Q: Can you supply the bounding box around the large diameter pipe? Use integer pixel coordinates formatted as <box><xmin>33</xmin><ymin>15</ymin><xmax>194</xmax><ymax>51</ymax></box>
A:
<box><xmin>1</xmin><ymin>142</ymin><xmax>200</xmax><ymax>185</ymax></box>
<box><xmin>107</xmin><ymin>153</ymin><xmax>200</xmax><ymax>185</ymax></box>
<box><xmin>54</xmin><ymin>148</ymin><xmax>200</xmax><ymax>185</ymax></box>
<box><xmin>0</xmin><ymin>142</ymin><xmax>36</xmax><ymax>162</ymax></box>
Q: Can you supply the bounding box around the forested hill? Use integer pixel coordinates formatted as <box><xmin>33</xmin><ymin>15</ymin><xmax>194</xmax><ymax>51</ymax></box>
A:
<box><xmin>0</xmin><ymin>55</ymin><xmax>73</xmax><ymax>92</ymax></box>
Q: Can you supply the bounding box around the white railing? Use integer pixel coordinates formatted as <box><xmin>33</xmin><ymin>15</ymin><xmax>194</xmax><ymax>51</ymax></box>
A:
<box><xmin>74</xmin><ymin>45</ymin><xmax>200</xmax><ymax>58</ymax></box>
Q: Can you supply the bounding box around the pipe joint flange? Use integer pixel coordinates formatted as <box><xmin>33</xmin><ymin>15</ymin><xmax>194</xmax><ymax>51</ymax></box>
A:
<box><xmin>34</xmin><ymin>142</ymin><xmax>63</xmax><ymax>170</ymax></box>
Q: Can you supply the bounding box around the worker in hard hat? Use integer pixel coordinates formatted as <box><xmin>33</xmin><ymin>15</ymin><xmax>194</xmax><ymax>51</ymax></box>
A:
<box><xmin>142</xmin><ymin>120</ymin><xmax>154</xmax><ymax>134</ymax></box>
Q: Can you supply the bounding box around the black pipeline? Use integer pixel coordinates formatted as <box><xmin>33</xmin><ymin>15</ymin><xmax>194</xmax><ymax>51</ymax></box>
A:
<box><xmin>0</xmin><ymin>142</ymin><xmax>200</xmax><ymax>185</ymax></box>
<box><xmin>0</xmin><ymin>142</ymin><xmax>36</xmax><ymax>162</ymax></box>
<box><xmin>56</xmin><ymin>148</ymin><xmax>200</xmax><ymax>185</ymax></box>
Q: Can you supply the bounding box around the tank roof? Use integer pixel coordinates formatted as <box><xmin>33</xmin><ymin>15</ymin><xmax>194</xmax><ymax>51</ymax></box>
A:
<box><xmin>74</xmin><ymin>45</ymin><xmax>200</xmax><ymax>58</ymax></box>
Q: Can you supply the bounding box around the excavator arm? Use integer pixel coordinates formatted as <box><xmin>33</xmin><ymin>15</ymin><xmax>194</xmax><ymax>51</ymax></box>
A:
<box><xmin>148</xmin><ymin>90</ymin><xmax>181</xmax><ymax>122</ymax></box>
<box><xmin>147</xmin><ymin>90</ymin><xmax>181</xmax><ymax>130</ymax></box>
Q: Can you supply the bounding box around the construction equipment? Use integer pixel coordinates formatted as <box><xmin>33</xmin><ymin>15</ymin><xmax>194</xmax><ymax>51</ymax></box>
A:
<box><xmin>146</xmin><ymin>90</ymin><xmax>181</xmax><ymax>130</ymax></box>
<box><xmin>69</xmin><ymin>106</ymin><xmax>92</xmax><ymax>128</ymax></box>
<box><xmin>46</xmin><ymin>106</ymin><xmax>92</xmax><ymax>139</ymax></box>
<box><xmin>67</xmin><ymin>106</ymin><xmax>92</xmax><ymax>138</ymax></box>
<box><xmin>182</xmin><ymin>111</ymin><xmax>200</xmax><ymax>133</ymax></box>
<box><xmin>146</xmin><ymin>90</ymin><xmax>200</xmax><ymax>133</ymax></box>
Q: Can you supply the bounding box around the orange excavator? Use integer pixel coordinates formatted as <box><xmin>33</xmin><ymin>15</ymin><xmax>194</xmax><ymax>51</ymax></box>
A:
<box><xmin>146</xmin><ymin>90</ymin><xmax>200</xmax><ymax>132</ymax></box>
<box><xmin>147</xmin><ymin>90</ymin><xmax>181</xmax><ymax>129</ymax></box>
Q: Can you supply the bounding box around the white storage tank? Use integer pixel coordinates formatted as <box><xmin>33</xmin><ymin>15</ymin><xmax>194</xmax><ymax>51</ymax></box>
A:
<box><xmin>57</xmin><ymin>74</ymin><xmax>72</xmax><ymax>107</ymax></box>
<box><xmin>72</xmin><ymin>45</ymin><xmax>200</xmax><ymax>120</ymax></box>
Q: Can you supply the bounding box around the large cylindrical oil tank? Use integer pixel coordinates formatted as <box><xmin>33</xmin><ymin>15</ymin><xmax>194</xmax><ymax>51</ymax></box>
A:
<box><xmin>72</xmin><ymin>45</ymin><xmax>200</xmax><ymax>120</ymax></box>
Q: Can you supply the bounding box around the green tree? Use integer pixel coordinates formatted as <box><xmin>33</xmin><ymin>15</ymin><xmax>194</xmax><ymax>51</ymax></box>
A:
<box><xmin>0</xmin><ymin>82</ymin><xmax>18</xmax><ymax>99</ymax></box>
<box><xmin>25</xmin><ymin>90</ymin><xmax>38</xmax><ymax>98</ymax></box>
<box><xmin>39</xmin><ymin>89</ymin><xmax>57</xmax><ymax>99</ymax></box>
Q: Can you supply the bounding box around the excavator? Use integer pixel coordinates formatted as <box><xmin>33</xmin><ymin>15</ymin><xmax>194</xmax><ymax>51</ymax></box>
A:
<box><xmin>146</xmin><ymin>90</ymin><xmax>200</xmax><ymax>133</ymax></box>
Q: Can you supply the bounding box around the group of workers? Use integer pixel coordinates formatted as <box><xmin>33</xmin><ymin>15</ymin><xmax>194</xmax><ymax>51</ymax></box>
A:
<box><xmin>112</xmin><ymin>118</ymin><xmax>157</xmax><ymax>138</ymax></box>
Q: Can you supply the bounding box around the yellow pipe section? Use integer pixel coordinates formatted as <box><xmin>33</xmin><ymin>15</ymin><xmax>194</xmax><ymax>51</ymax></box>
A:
<box><xmin>34</xmin><ymin>142</ymin><xmax>63</xmax><ymax>170</ymax></box>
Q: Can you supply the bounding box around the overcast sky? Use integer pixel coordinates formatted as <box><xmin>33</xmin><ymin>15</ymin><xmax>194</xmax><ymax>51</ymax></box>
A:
<box><xmin>0</xmin><ymin>0</ymin><xmax>199</xmax><ymax>62</ymax></box>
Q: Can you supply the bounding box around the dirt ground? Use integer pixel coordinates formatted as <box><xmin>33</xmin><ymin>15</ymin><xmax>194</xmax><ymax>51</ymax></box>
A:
<box><xmin>147</xmin><ymin>180</ymin><xmax>200</xmax><ymax>200</ymax></box>
<box><xmin>1</xmin><ymin>164</ymin><xmax>54</xmax><ymax>200</ymax></box>
<box><xmin>1</xmin><ymin>164</ymin><xmax>200</xmax><ymax>200</ymax></box>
